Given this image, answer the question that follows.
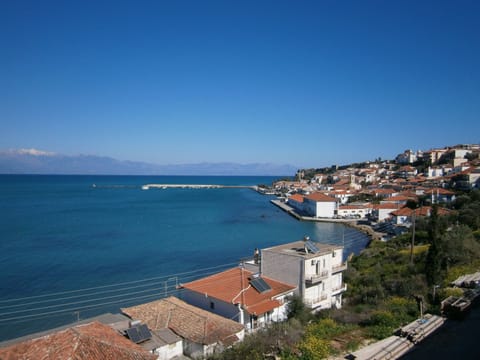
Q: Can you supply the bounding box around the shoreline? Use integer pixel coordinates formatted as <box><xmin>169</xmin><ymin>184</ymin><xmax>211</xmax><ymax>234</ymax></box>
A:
<box><xmin>270</xmin><ymin>199</ymin><xmax>383</xmax><ymax>242</ymax></box>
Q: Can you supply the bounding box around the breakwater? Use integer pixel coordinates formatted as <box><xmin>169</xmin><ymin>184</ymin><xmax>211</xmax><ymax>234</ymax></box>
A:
<box><xmin>142</xmin><ymin>184</ymin><xmax>257</xmax><ymax>190</ymax></box>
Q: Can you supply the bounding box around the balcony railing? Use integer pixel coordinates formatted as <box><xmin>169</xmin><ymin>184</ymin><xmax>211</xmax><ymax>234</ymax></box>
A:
<box><xmin>304</xmin><ymin>293</ymin><xmax>328</xmax><ymax>307</ymax></box>
<box><xmin>332</xmin><ymin>262</ymin><xmax>348</xmax><ymax>273</ymax></box>
<box><xmin>331</xmin><ymin>283</ymin><xmax>347</xmax><ymax>294</ymax></box>
<box><xmin>305</xmin><ymin>270</ymin><xmax>329</xmax><ymax>285</ymax></box>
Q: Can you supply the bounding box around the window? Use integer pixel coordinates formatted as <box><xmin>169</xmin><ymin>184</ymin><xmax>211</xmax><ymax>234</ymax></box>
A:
<box><xmin>210</xmin><ymin>301</ymin><xmax>215</xmax><ymax>310</ymax></box>
<box><xmin>332</xmin><ymin>251</ymin><xmax>336</xmax><ymax>257</ymax></box>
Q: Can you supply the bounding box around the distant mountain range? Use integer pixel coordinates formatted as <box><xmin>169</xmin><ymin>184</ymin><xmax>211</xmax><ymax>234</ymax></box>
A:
<box><xmin>0</xmin><ymin>149</ymin><xmax>297</xmax><ymax>176</ymax></box>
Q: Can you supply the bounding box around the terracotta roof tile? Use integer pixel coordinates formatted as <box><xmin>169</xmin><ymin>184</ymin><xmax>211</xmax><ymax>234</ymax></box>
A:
<box><xmin>372</xmin><ymin>203</ymin><xmax>401</xmax><ymax>210</ymax></box>
<box><xmin>181</xmin><ymin>267</ymin><xmax>296</xmax><ymax>316</ymax></box>
<box><xmin>0</xmin><ymin>322</ymin><xmax>155</xmax><ymax>360</ymax></box>
<box><xmin>424</xmin><ymin>188</ymin><xmax>455</xmax><ymax>195</ymax></box>
<box><xmin>391</xmin><ymin>206</ymin><xmax>452</xmax><ymax>217</ymax></box>
<box><xmin>122</xmin><ymin>297</ymin><xmax>244</xmax><ymax>346</ymax></box>
<box><xmin>305</xmin><ymin>192</ymin><xmax>336</xmax><ymax>202</ymax></box>
<box><xmin>288</xmin><ymin>194</ymin><xmax>304</xmax><ymax>203</ymax></box>
<box><xmin>382</xmin><ymin>195</ymin><xmax>417</xmax><ymax>202</ymax></box>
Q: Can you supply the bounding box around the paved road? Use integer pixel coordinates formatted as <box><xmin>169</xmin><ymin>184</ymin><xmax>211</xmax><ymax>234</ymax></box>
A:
<box><xmin>401</xmin><ymin>307</ymin><xmax>480</xmax><ymax>359</ymax></box>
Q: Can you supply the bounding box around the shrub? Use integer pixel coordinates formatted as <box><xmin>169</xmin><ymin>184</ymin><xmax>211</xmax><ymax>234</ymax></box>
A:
<box><xmin>298</xmin><ymin>335</ymin><xmax>331</xmax><ymax>360</ymax></box>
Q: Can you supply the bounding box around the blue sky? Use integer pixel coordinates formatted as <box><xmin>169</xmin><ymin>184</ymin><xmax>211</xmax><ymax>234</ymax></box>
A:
<box><xmin>1</xmin><ymin>0</ymin><xmax>479</xmax><ymax>168</ymax></box>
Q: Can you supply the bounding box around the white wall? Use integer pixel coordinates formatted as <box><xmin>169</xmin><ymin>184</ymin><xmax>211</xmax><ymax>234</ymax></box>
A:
<box><xmin>181</xmin><ymin>291</ymin><xmax>241</xmax><ymax>323</ymax></box>
<box><xmin>155</xmin><ymin>341</ymin><xmax>183</xmax><ymax>360</ymax></box>
<box><xmin>315</xmin><ymin>201</ymin><xmax>336</xmax><ymax>218</ymax></box>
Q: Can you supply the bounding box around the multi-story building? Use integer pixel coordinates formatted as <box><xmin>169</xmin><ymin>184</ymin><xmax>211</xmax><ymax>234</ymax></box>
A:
<box><xmin>396</xmin><ymin>149</ymin><xmax>418</xmax><ymax>164</ymax></box>
<box><xmin>260</xmin><ymin>238</ymin><xmax>347</xmax><ymax>311</ymax></box>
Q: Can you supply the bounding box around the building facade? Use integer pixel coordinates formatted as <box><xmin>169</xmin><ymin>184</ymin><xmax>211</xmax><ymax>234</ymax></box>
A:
<box><xmin>303</xmin><ymin>192</ymin><xmax>337</xmax><ymax>218</ymax></box>
<box><xmin>260</xmin><ymin>239</ymin><xmax>346</xmax><ymax>311</ymax></box>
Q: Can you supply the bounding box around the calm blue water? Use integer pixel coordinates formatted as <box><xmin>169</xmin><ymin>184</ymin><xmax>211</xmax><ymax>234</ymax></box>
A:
<box><xmin>0</xmin><ymin>175</ymin><xmax>369</xmax><ymax>341</ymax></box>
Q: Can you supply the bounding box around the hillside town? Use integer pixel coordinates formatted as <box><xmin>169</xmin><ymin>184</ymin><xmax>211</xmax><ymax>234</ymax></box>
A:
<box><xmin>1</xmin><ymin>143</ymin><xmax>479</xmax><ymax>360</ymax></box>
<box><xmin>271</xmin><ymin>144</ymin><xmax>480</xmax><ymax>240</ymax></box>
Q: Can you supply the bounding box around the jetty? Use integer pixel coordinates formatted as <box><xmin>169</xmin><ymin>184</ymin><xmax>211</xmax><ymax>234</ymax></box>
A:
<box><xmin>141</xmin><ymin>184</ymin><xmax>257</xmax><ymax>190</ymax></box>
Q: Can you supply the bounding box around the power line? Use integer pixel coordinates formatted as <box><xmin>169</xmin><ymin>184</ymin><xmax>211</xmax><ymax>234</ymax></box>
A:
<box><xmin>0</xmin><ymin>266</ymin><xmax>227</xmax><ymax>311</ymax></box>
<box><xmin>0</xmin><ymin>263</ymin><xmax>240</xmax><ymax>323</ymax></box>
<box><xmin>0</xmin><ymin>266</ymin><xmax>235</xmax><ymax>316</ymax></box>
<box><xmin>0</xmin><ymin>262</ymin><xmax>238</xmax><ymax>304</ymax></box>
<box><xmin>0</xmin><ymin>287</ymin><xmax>184</xmax><ymax>324</ymax></box>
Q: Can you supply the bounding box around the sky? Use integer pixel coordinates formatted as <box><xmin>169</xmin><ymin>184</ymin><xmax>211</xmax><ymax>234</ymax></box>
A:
<box><xmin>1</xmin><ymin>0</ymin><xmax>479</xmax><ymax>168</ymax></box>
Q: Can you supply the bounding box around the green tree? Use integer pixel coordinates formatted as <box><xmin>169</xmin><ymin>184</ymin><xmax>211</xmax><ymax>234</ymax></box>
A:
<box><xmin>287</xmin><ymin>295</ymin><xmax>312</xmax><ymax>323</ymax></box>
<box><xmin>442</xmin><ymin>225</ymin><xmax>480</xmax><ymax>268</ymax></box>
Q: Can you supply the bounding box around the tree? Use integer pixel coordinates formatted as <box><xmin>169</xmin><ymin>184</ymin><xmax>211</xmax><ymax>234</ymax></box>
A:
<box><xmin>286</xmin><ymin>295</ymin><xmax>312</xmax><ymax>324</ymax></box>
<box><xmin>441</xmin><ymin>225</ymin><xmax>480</xmax><ymax>268</ymax></box>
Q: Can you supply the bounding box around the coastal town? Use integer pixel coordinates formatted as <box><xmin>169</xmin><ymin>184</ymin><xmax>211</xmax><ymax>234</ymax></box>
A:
<box><xmin>1</xmin><ymin>143</ymin><xmax>479</xmax><ymax>359</ymax></box>
<box><xmin>266</xmin><ymin>144</ymin><xmax>479</xmax><ymax>240</ymax></box>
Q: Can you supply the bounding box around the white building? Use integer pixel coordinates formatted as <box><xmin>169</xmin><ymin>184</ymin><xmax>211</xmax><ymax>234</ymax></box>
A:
<box><xmin>303</xmin><ymin>192</ymin><xmax>337</xmax><ymax>218</ymax></box>
<box><xmin>180</xmin><ymin>267</ymin><xmax>296</xmax><ymax>333</ymax></box>
<box><xmin>371</xmin><ymin>203</ymin><xmax>401</xmax><ymax>222</ymax></box>
<box><xmin>337</xmin><ymin>204</ymin><xmax>372</xmax><ymax>218</ymax></box>
<box><xmin>396</xmin><ymin>149</ymin><xmax>418</xmax><ymax>164</ymax></box>
<box><xmin>261</xmin><ymin>239</ymin><xmax>347</xmax><ymax>311</ymax></box>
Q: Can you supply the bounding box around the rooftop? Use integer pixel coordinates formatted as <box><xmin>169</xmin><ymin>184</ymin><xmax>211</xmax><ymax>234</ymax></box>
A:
<box><xmin>305</xmin><ymin>192</ymin><xmax>337</xmax><ymax>202</ymax></box>
<box><xmin>0</xmin><ymin>321</ymin><xmax>156</xmax><ymax>360</ymax></box>
<box><xmin>122</xmin><ymin>296</ymin><xmax>244</xmax><ymax>346</ymax></box>
<box><xmin>391</xmin><ymin>206</ymin><xmax>452</xmax><ymax>217</ymax></box>
<box><xmin>262</xmin><ymin>240</ymin><xmax>342</xmax><ymax>260</ymax></box>
<box><xmin>181</xmin><ymin>267</ymin><xmax>296</xmax><ymax>316</ymax></box>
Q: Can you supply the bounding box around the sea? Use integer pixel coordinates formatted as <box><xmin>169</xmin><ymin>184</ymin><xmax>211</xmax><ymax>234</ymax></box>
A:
<box><xmin>0</xmin><ymin>175</ymin><xmax>370</xmax><ymax>342</ymax></box>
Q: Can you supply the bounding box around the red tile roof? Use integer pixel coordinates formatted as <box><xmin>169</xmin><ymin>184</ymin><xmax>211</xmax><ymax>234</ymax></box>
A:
<box><xmin>122</xmin><ymin>297</ymin><xmax>244</xmax><ymax>346</ymax></box>
<box><xmin>181</xmin><ymin>267</ymin><xmax>296</xmax><ymax>316</ymax></box>
<box><xmin>391</xmin><ymin>206</ymin><xmax>452</xmax><ymax>217</ymax></box>
<box><xmin>423</xmin><ymin>188</ymin><xmax>455</xmax><ymax>195</ymax></box>
<box><xmin>288</xmin><ymin>194</ymin><xmax>304</xmax><ymax>203</ymax></box>
<box><xmin>382</xmin><ymin>195</ymin><xmax>416</xmax><ymax>202</ymax></box>
<box><xmin>372</xmin><ymin>203</ymin><xmax>401</xmax><ymax>210</ymax></box>
<box><xmin>305</xmin><ymin>192</ymin><xmax>336</xmax><ymax>202</ymax></box>
<box><xmin>0</xmin><ymin>322</ymin><xmax>156</xmax><ymax>360</ymax></box>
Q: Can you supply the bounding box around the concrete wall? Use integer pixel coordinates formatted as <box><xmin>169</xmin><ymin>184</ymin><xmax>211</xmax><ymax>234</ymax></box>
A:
<box><xmin>261</xmin><ymin>250</ymin><xmax>304</xmax><ymax>297</ymax></box>
<box><xmin>183</xmin><ymin>340</ymin><xmax>206</xmax><ymax>359</ymax></box>
<box><xmin>155</xmin><ymin>340</ymin><xmax>183</xmax><ymax>360</ymax></box>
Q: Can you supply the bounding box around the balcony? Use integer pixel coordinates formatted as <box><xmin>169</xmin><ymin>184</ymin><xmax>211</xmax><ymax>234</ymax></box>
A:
<box><xmin>305</xmin><ymin>270</ymin><xmax>329</xmax><ymax>286</ymax></box>
<box><xmin>331</xmin><ymin>283</ymin><xmax>347</xmax><ymax>295</ymax></box>
<box><xmin>332</xmin><ymin>262</ymin><xmax>348</xmax><ymax>273</ymax></box>
<box><xmin>304</xmin><ymin>293</ymin><xmax>328</xmax><ymax>308</ymax></box>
